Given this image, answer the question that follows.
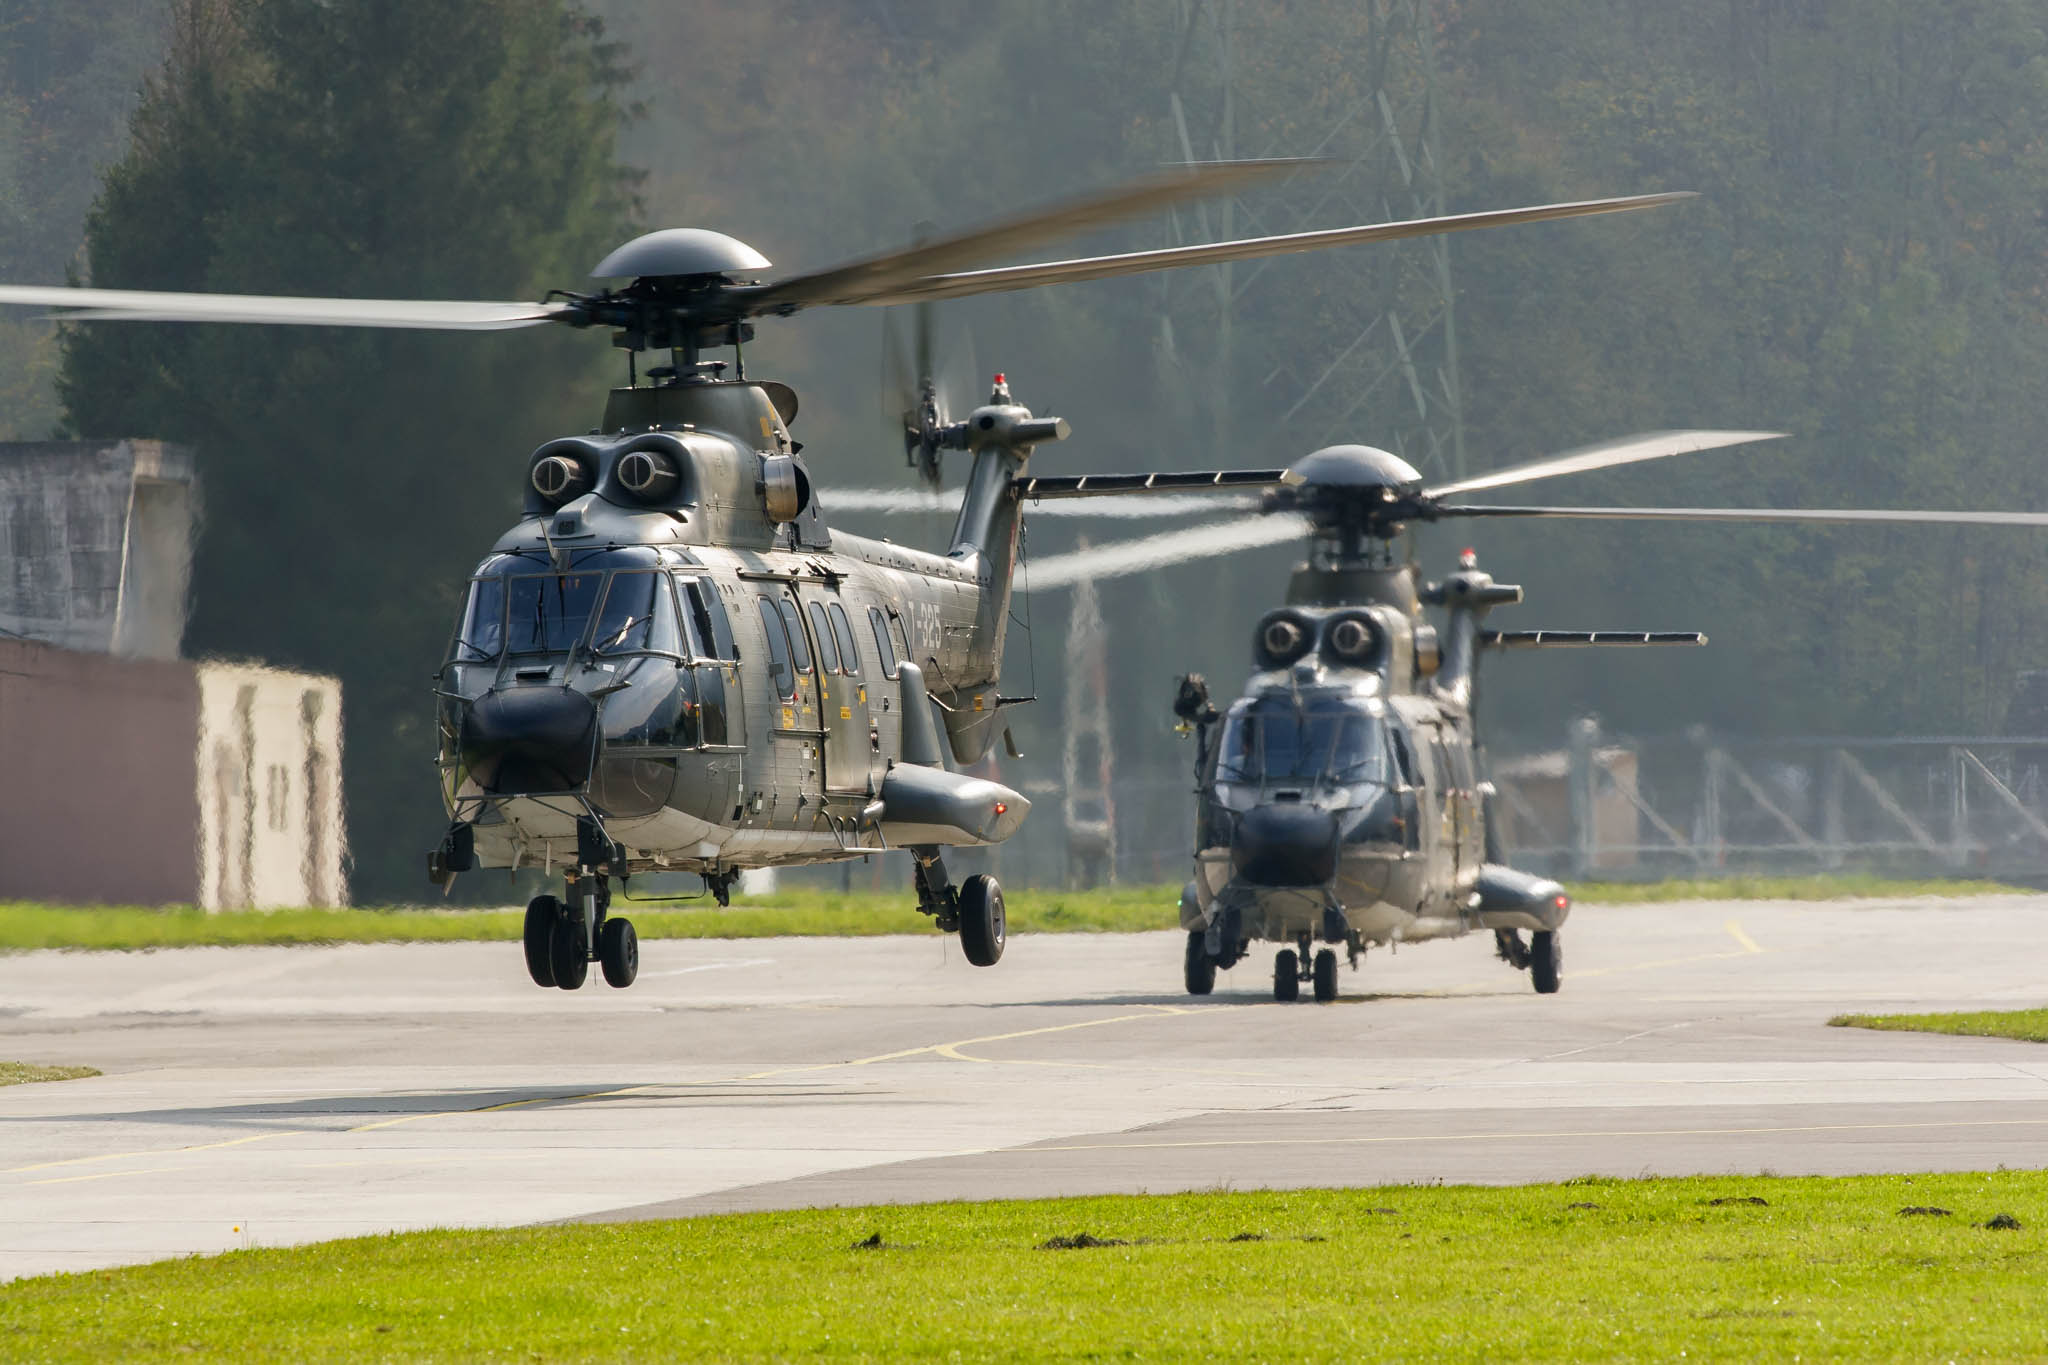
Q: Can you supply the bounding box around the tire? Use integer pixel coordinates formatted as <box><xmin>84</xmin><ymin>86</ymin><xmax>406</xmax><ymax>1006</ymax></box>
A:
<box><xmin>1530</xmin><ymin>930</ymin><xmax>1562</xmax><ymax>994</ymax></box>
<box><xmin>1273</xmin><ymin>949</ymin><xmax>1300</xmax><ymax>1002</ymax></box>
<box><xmin>599</xmin><ymin>917</ymin><xmax>639</xmax><ymax>989</ymax></box>
<box><xmin>1312</xmin><ymin>948</ymin><xmax>1339</xmax><ymax>1003</ymax></box>
<box><xmin>550</xmin><ymin>910</ymin><xmax>589</xmax><ymax>990</ymax></box>
<box><xmin>1184</xmin><ymin>930</ymin><xmax>1216</xmax><ymax>996</ymax></box>
<box><xmin>958</xmin><ymin>874</ymin><xmax>1006</xmax><ymax>967</ymax></box>
<box><xmin>522</xmin><ymin>896</ymin><xmax>558</xmax><ymax>988</ymax></box>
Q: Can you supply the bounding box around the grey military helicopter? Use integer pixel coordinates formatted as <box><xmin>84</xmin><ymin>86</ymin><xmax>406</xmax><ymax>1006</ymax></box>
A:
<box><xmin>0</xmin><ymin>162</ymin><xmax>1696</xmax><ymax>993</ymax></box>
<box><xmin>1003</xmin><ymin>433</ymin><xmax>2048</xmax><ymax>1001</ymax></box>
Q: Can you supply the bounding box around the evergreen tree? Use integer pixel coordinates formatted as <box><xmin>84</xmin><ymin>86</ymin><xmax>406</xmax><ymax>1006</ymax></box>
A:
<box><xmin>61</xmin><ymin>0</ymin><xmax>640</xmax><ymax>900</ymax></box>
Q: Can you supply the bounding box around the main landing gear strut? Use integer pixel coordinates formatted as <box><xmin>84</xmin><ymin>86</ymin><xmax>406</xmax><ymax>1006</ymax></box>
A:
<box><xmin>912</xmin><ymin>846</ymin><xmax>1005</xmax><ymax>967</ymax></box>
<box><xmin>523</xmin><ymin>816</ymin><xmax>639</xmax><ymax>991</ymax></box>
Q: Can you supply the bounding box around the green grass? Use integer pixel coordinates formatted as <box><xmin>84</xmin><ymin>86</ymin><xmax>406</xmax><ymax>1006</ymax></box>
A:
<box><xmin>0</xmin><ymin>1062</ymin><xmax>97</xmax><ymax>1087</ymax></box>
<box><xmin>1831</xmin><ymin>1008</ymin><xmax>2048</xmax><ymax>1043</ymax></box>
<box><xmin>4</xmin><ymin>1174</ymin><xmax>2047</xmax><ymax>1361</ymax></box>
<box><xmin>0</xmin><ymin>875</ymin><xmax>2029</xmax><ymax>952</ymax></box>
<box><xmin>0</xmin><ymin>884</ymin><xmax>1180</xmax><ymax>952</ymax></box>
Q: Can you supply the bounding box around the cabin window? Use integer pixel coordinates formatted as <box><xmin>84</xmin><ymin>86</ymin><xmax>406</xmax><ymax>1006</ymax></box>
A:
<box><xmin>888</xmin><ymin>612</ymin><xmax>912</xmax><ymax>667</ymax></box>
<box><xmin>828</xmin><ymin>602</ymin><xmax>861</xmax><ymax>677</ymax></box>
<box><xmin>869</xmin><ymin>607</ymin><xmax>899</xmax><ymax>678</ymax></box>
<box><xmin>806</xmin><ymin>601</ymin><xmax>841</xmax><ymax>674</ymax></box>
<box><xmin>756</xmin><ymin>597</ymin><xmax>795</xmax><ymax>700</ymax></box>
<box><xmin>505</xmin><ymin>572</ymin><xmax>605</xmax><ymax>655</ymax></box>
<box><xmin>775</xmin><ymin>598</ymin><xmax>812</xmax><ymax>673</ymax></box>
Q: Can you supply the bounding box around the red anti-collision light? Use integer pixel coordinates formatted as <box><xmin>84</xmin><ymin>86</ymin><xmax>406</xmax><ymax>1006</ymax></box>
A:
<box><xmin>993</xmin><ymin>801</ymin><xmax>1008</xmax><ymax>816</ymax></box>
<box><xmin>993</xmin><ymin>373</ymin><xmax>1005</xmax><ymax>384</ymax></box>
<box><xmin>1553</xmin><ymin>894</ymin><xmax>1569</xmax><ymax>908</ymax></box>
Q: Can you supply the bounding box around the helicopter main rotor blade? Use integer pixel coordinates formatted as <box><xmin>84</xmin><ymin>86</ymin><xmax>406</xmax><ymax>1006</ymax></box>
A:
<box><xmin>1425</xmin><ymin>429</ymin><xmax>1784</xmax><ymax>499</ymax></box>
<box><xmin>850</xmin><ymin>192</ymin><xmax>1693</xmax><ymax>307</ymax></box>
<box><xmin>0</xmin><ymin>284</ymin><xmax>568</xmax><ymax>330</ymax></box>
<box><xmin>828</xmin><ymin>487</ymin><xmax>1259</xmax><ymax>518</ymax></box>
<box><xmin>746</xmin><ymin>159</ymin><xmax>1327</xmax><ymax>313</ymax></box>
<box><xmin>1440</xmin><ymin>504</ymin><xmax>2048</xmax><ymax>527</ymax></box>
<box><xmin>1026</xmin><ymin>514</ymin><xmax>1309</xmax><ymax>589</ymax></box>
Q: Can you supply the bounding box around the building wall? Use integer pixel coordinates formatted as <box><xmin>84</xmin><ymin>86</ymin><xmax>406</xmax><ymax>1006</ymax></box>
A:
<box><xmin>196</xmin><ymin>663</ymin><xmax>347</xmax><ymax>909</ymax></box>
<box><xmin>0</xmin><ymin>440</ymin><xmax>194</xmax><ymax>660</ymax></box>
<box><xmin>0</xmin><ymin>638</ymin><xmax>200</xmax><ymax>904</ymax></box>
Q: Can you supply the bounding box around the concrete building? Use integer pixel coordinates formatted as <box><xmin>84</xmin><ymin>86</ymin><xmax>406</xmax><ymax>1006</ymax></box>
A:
<box><xmin>0</xmin><ymin>439</ymin><xmax>196</xmax><ymax>659</ymax></box>
<box><xmin>0</xmin><ymin>440</ymin><xmax>347</xmax><ymax>907</ymax></box>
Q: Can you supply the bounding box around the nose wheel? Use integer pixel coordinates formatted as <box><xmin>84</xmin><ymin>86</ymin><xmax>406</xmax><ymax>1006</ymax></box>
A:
<box><xmin>521</xmin><ymin>817</ymin><xmax>640</xmax><ymax>991</ymax></box>
<box><xmin>1274</xmin><ymin>936</ymin><xmax>1343</xmax><ymax>1002</ymax></box>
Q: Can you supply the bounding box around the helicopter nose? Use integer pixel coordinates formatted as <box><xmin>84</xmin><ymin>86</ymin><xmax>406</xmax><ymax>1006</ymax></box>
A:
<box><xmin>459</xmin><ymin>686</ymin><xmax>599</xmax><ymax>794</ymax></box>
<box><xmin>1231</xmin><ymin>803</ymin><xmax>1340</xmax><ymax>887</ymax></box>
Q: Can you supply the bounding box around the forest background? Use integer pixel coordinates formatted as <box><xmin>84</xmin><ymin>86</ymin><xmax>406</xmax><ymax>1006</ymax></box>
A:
<box><xmin>4</xmin><ymin>0</ymin><xmax>2047</xmax><ymax>901</ymax></box>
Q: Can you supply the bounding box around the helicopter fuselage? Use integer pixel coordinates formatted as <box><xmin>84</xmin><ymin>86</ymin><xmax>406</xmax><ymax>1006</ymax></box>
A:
<box><xmin>1177</xmin><ymin>549</ymin><xmax>1573</xmax><ymax>998</ymax></box>
<box><xmin>433</xmin><ymin>378</ymin><xmax>1036</xmax><ymax>888</ymax></box>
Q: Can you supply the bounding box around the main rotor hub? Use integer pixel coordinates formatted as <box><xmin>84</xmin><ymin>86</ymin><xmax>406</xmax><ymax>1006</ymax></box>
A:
<box><xmin>1273</xmin><ymin>444</ymin><xmax>1427</xmax><ymax>548</ymax></box>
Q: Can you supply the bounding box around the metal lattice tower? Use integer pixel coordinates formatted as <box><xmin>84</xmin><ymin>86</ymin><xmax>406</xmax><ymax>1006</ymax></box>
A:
<box><xmin>1060</xmin><ymin>565</ymin><xmax>1118</xmax><ymax>888</ymax></box>
<box><xmin>1156</xmin><ymin>0</ymin><xmax>1467</xmax><ymax>481</ymax></box>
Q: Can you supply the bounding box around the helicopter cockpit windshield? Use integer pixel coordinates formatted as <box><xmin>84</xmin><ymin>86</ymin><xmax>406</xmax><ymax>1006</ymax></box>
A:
<box><xmin>1216</xmin><ymin>696</ymin><xmax>1389</xmax><ymax>794</ymax></box>
<box><xmin>449</xmin><ymin>549</ymin><xmax>681</xmax><ymax>664</ymax></box>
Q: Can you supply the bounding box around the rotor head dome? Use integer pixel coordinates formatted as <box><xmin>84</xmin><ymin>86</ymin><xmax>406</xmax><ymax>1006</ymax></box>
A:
<box><xmin>591</xmin><ymin>229</ymin><xmax>771</xmax><ymax>280</ymax></box>
<box><xmin>1282</xmin><ymin>444</ymin><xmax>1423</xmax><ymax>494</ymax></box>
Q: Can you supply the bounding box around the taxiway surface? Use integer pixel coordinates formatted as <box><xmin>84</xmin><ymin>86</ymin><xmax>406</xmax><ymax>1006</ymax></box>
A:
<box><xmin>4</xmin><ymin>897</ymin><xmax>2048</xmax><ymax>1280</ymax></box>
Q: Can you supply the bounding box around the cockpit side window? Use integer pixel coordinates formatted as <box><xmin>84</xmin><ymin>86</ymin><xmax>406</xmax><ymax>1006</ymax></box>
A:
<box><xmin>1387</xmin><ymin>726</ymin><xmax>1418</xmax><ymax>786</ymax></box>
<box><xmin>591</xmin><ymin>571</ymin><xmax>681</xmax><ymax>656</ymax></box>
<box><xmin>828</xmin><ymin>603</ymin><xmax>861</xmax><ymax>677</ymax></box>
<box><xmin>888</xmin><ymin>611</ymin><xmax>912</xmax><ymax>667</ymax></box>
<box><xmin>869</xmin><ymin>607</ymin><xmax>899</xmax><ymax>678</ymax></box>
<box><xmin>756</xmin><ymin>596</ymin><xmax>795</xmax><ymax>699</ymax></box>
<box><xmin>678</xmin><ymin>578</ymin><xmax>732</xmax><ymax>660</ymax></box>
<box><xmin>452</xmin><ymin>576</ymin><xmax>505</xmax><ymax>662</ymax></box>
<box><xmin>776</xmin><ymin>598</ymin><xmax>812</xmax><ymax>673</ymax></box>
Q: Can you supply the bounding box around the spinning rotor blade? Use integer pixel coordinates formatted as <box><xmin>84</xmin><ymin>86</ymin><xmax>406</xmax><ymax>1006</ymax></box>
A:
<box><xmin>0</xmin><ymin>284</ymin><xmax>566</xmax><ymax>330</ymax></box>
<box><xmin>851</xmin><ymin>192</ymin><xmax>1693</xmax><ymax>307</ymax></box>
<box><xmin>1441</xmin><ymin>505</ymin><xmax>2048</xmax><ymax>528</ymax></box>
<box><xmin>1425</xmin><ymin>429</ymin><xmax>1783</xmax><ymax>499</ymax></box>
<box><xmin>1026</xmin><ymin>514</ymin><xmax>1309</xmax><ymax>589</ymax></box>
<box><xmin>828</xmin><ymin>488</ymin><xmax>1259</xmax><ymax>518</ymax></box>
<box><xmin>747</xmin><ymin>159</ymin><xmax>1325</xmax><ymax>312</ymax></box>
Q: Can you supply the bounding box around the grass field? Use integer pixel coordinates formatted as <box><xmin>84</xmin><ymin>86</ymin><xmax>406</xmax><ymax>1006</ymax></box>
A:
<box><xmin>1831</xmin><ymin>1007</ymin><xmax>2048</xmax><ymax>1043</ymax></box>
<box><xmin>3</xmin><ymin>1174</ymin><xmax>2045</xmax><ymax>1361</ymax></box>
<box><xmin>0</xmin><ymin>875</ymin><xmax>2028</xmax><ymax>952</ymax></box>
<box><xmin>0</xmin><ymin>1062</ymin><xmax>97</xmax><ymax>1087</ymax></box>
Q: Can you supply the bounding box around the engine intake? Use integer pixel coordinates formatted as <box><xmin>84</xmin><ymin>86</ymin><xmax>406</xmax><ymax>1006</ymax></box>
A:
<box><xmin>617</xmin><ymin>448</ymin><xmax>681</xmax><ymax>503</ymax></box>
<box><xmin>531</xmin><ymin>453</ymin><xmax>593</xmax><ymax>506</ymax></box>
<box><xmin>1254</xmin><ymin>610</ymin><xmax>1315</xmax><ymax>669</ymax></box>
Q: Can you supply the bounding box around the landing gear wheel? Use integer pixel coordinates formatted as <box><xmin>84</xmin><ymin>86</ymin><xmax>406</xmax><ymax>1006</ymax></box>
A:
<box><xmin>1312</xmin><ymin>948</ymin><xmax>1339</xmax><ymax>1003</ymax></box>
<box><xmin>1184</xmin><ymin>931</ymin><xmax>1216</xmax><ymax>996</ymax></box>
<box><xmin>522</xmin><ymin>896</ymin><xmax>558</xmax><ymax>988</ymax></box>
<box><xmin>599</xmin><ymin>917</ymin><xmax>639</xmax><ymax>988</ymax></box>
<box><xmin>1530</xmin><ymin>930</ymin><xmax>1562</xmax><ymax>994</ymax></box>
<box><xmin>958</xmin><ymin>874</ymin><xmax>1006</xmax><ymax>967</ymax></box>
<box><xmin>1274</xmin><ymin>949</ymin><xmax>1300</xmax><ymax>1002</ymax></box>
<box><xmin>549</xmin><ymin>912</ymin><xmax>589</xmax><ymax>991</ymax></box>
